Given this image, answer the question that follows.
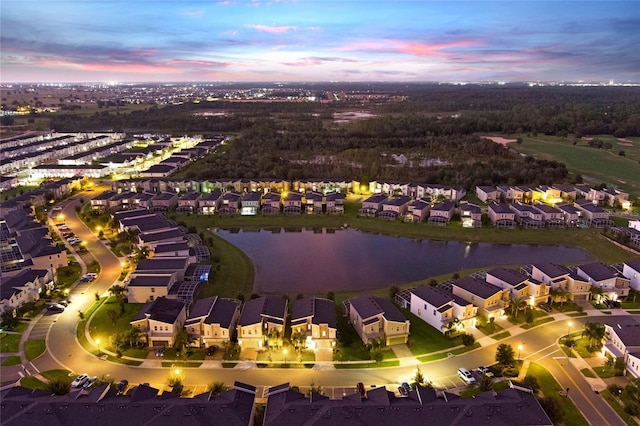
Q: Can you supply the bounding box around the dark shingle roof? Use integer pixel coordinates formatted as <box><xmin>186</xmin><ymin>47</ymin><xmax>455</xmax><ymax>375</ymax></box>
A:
<box><xmin>136</xmin><ymin>257</ymin><xmax>189</xmax><ymax>272</ymax></box>
<box><xmin>486</xmin><ymin>267</ymin><xmax>528</xmax><ymax>286</ymax></box>
<box><xmin>578</xmin><ymin>262</ymin><xmax>617</xmax><ymax>281</ymax></box>
<box><xmin>349</xmin><ymin>295</ymin><xmax>406</xmax><ymax>323</ymax></box>
<box><xmin>238</xmin><ymin>295</ymin><xmax>287</xmax><ymax>326</ymax></box>
<box><xmin>454</xmin><ymin>276</ymin><xmax>503</xmax><ymax>299</ymax></box>
<box><xmin>532</xmin><ymin>262</ymin><xmax>570</xmax><ymax>279</ymax></box>
<box><xmin>132</xmin><ymin>297</ymin><xmax>185</xmax><ymax>324</ymax></box>
<box><xmin>127</xmin><ymin>274</ymin><xmax>174</xmax><ymax>287</ymax></box>
<box><xmin>411</xmin><ymin>286</ymin><xmax>453</xmax><ymax>308</ymax></box>
<box><xmin>291</xmin><ymin>297</ymin><xmax>336</xmax><ymax>329</ymax></box>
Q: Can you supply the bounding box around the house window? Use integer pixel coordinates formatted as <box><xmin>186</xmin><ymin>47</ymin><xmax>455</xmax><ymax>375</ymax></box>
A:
<box><xmin>424</xmin><ymin>304</ymin><xmax>427</xmax><ymax>309</ymax></box>
<box><xmin>154</xmin><ymin>326</ymin><xmax>158</xmax><ymax>331</ymax></box>
<box><xmin>322</xmin><ymin>330</ymin><xmax>326</xmax><ymax>337</ymax></box>
<box><xmin>433</xmin><ymin>310</ymin><xmax>436</xmax><ymax>316</ymax></box>
<box><xmin>149</xmin><ymin>296</ymin><xmax>154</xmax><ymax>300</ymax></box>
<box><xmin>151</xmin><ymin>288</ymin><xmax>155</xmax><ymax>293</ymax></box>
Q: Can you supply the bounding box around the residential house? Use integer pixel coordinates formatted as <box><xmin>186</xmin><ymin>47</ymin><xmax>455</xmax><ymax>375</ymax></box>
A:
<box><xmin>138</xmin><ymin>228</ymin><xmax>185</xmax><ymax>250</ymax></box>
<box><xmin>452</xmin><ymin>276</ymin><xmax>509</xmax><ymax>318</ymax></box>
<box><xmin>476</xmin><ymin>186</ymin><xmax>499</xmax><ymax>203</ymax></box>
<box><xmin>237</xmin><ymin>295</ymin><xmax>288</xmax><ymax>349</ymax></box>
<box><xmin>0</xmin><ymin>269</ymin><xmax>51</xmax><ymax>314</ymax></box>
<box><xmin>219</xmin><ymin>192</ymin><xmax>241</xmax><ymax>215</ymax></box>
<box><xmin>153</xmin><ymin>241</ymin><xmax>192</xmax><ymax>259</ymax></box>
<box><xmin>552</xmin><ymin>184</ymin><xmax>578</xmax><ymax>201</ymax></box>
<box><xmin>603</xmin><ymin>187</ymin><xmax>630</xmax><ymax>208</ymax></box>
<box><xmin>199</xmin><ymin>191</ymin><xmax>222</xmax><ymax>215</ymax></box>
<box><xmin>240</xmin><ymin>192</ymin><xmax>261</xmax><ymax>216</ymax></box>
<box><xmin>130</xmin><ymin>297</ymin><xmax>187</xmax><ymax>347</ymax></box>
<box><xmin>459</xmin><ymin>202</ymin><xmax>482</xmax><ymax>228</ymax></box>
<box><xmin>486</xmin><ymin>267</ymin><xmax>549</xmax><ymax>307</ymax></box>
<box><xmin>130</xmin><ymin>192</ymin><xmax>155</xmax><ymax>210</ymax></box>
<box><xmin>290</xmin><ymin>297</ymin><xmax>337</xmax><ymax>350</ymax></box>
<box><xmin>410</xmin><ymin>285</ymin><xmax>476</xmax><ymax>334</ymax></box>
<box><xmin>346</xmin><ymin>295</ymin><xmax>410</xmax><ymax>345</ymax></box>
<box><xmin>262</xmin><ymin>192</ymin><xmax>282</xmax><ymax>215</ymax></box>
<box><xmin>533</xmin><ymin>202</ymin><xmax>564</xmax><ymax>227</ymax></box>
<box><xmin>405</xmin><ymin>198</ymin><xmax>430</xmax><ymax>223</ymax></box>
<box><xmin>325</xmin><ymin>191</ymin><xmax>344</xmax><ymax>214</ymax></box>
<box><xmin>510</xmin><ymin>202</ymin><xmax>544</xmax><ymax>228</ymax></box>
<box><xmin>176</xmin><ymin>191</ymin><xmax>201</xmax><ymax>214</ymax></box>
<box><xmin>90</xmin><ymin>191</ymin><xmax>117</xmax><ymax>213</ymax></box>
<box><xmin>556</xmin><ymin>202</ymin><xmax>581</xmax><ymax>226</ymax></box>
<box><xmin>428</xmin><ymin>200</ymin><xmax>455</xmax><ymax>225</ymax></box>
<box><xmin>119</xmin><ymin>214</ymin><xmax>173</xmax><ymax>234</ymax></box>
<box><xmin>359</xmin><ymin>193</ymin><xmax>388</xmax><ymax>217</ymax></box>
<box><xmin>151</xmin><ymin>192</ymin><xmax>178</xmax><ymax>211</ymax></box>
<box><xmin>283</xmin><ymin>192</ymin><xmax>303</xmax><ymax>215</ymax></box>
<box><xmin>108</xmin><ymin>191</ymin><xmax>137</xmax><ymax>211</ymax></box>
<box><xmin>529</xmin><ymin>262</ymin><xmax>591</xmax><ymax>302</ymax></box>
<box><xmin>126</xmin><ymin>273</ymin><xmax>178</xmax><ymax>303</ymax></box>
<box><xmin>303</xmin><ymin>191</ymin><xmax>324</xmax><ymax>214</ymax></box>
<box><xmin>577</xmin><ymin>262</ymin><xmax>630</xmax><ymax>300</ymax></box>
<box><xmin>185</xmin><ymin>296</ymin><xmax>241</xmax><ymax>348</ymax></box>
<box><xmin>379</xmin><ymin>195</ymin><xmax>412</xmax><ymax>220</ymax></box>
<box><xmin>135</xmin><ymin>257</ymin><xmax>190</xmax><ymax>282</ymax></box>
<box><xmin>602</xmin><ymin>317</ymin><xmax>640</xmax><ymax>379</ymax></box>
<box><xmin>139</xmin><ymin>164</ymin><xmax>176</xmax><ymax>178</ymax></box>
<box><xmin>574</xmin><ymin>200</ymin><xmax>611</xmax><ymax>227</ymax></box>
<box><xmin>622</xmin><ymin>258</ymin><xmax>640</xmax><ymax>291</ymax></box>
<box><xmin>488</xmin><ymin>203</ymin><xmax>517</xmax><ymax>228</ymax></box>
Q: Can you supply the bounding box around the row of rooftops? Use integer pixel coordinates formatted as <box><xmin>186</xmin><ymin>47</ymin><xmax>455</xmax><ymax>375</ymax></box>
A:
<box><xmin>476</xmin><ymin>183</ymin><xmax>629</xmax><ymax>199</ymax></box>
<box><xmin>0</xmin><ymin>381</ymin><xmax>552</xmax><ymax>426</ymax></box>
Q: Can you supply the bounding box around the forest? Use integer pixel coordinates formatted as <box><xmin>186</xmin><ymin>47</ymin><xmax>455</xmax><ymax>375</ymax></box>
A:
<box><xmin>44</xmin><ymin>84</ymin><xmax>640</xmax><ymax>189</ymax></box>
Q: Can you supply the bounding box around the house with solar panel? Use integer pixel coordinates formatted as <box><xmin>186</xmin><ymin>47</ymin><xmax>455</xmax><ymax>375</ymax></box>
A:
<box><xmin>344</xmin><ymin>295</ymin><xmax>410</xmax><ymax>345</ymax></box>
<box><xmin>290</xmin><ymin>297</ymin><xmax>337</xmax><ymax>350</ymax></box>
<box><xmin>185</xmin><ymin>296</ymin><xmax>242</xmax><ymax>348</ymax></box>
<box><xmin>237</xmin><ymin>295</ymin><xmax>288</xmax><ymax>349</ymax></box>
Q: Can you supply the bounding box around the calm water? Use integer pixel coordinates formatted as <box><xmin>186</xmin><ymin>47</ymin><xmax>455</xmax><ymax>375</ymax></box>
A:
<box><xmin>216</xmin><ymin>228</ymin><xmax>593</xmax><ymax>294</ymax></box>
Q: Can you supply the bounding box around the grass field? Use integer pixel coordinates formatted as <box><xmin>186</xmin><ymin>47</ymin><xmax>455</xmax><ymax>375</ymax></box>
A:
<box><xmin>0</xmin><ymin>333</ymin><xmax>21</xmax><ymax>353</ymax></box>
<box><xmin>509</xmin><ymin>134</ymin><xmax>640</xmax><ymax>199</ymax></box>
<box><xmin>88</xmin><ymin>297</ymin><xmax>143</xmax><ymax>352</ymax></box>
<box><xmin>1</xmin><ymin>356</ymin><xmax>21</xmax><ymax>366</ymax></box>
<box><xmin>25</xmin><ymin>340</ymin><xmax>46</xmax><ymax>361</ymax></box>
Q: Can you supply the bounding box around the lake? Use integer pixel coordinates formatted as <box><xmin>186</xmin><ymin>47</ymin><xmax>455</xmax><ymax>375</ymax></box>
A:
<box><xmin>215</xmin><ymin>228</ymin><xmax>593</xmax><ymax>294</ymax></box>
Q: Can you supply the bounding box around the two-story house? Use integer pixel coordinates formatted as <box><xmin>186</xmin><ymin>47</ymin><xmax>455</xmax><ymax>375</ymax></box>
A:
<box><xmin>459</xmin><ymin>202</ymin><xmax>482</xmax><ymax>228</ymax></box>
<box><xmin>577</xmin><ymin>262</ymin><xmax>630</xmax><ymax>300</ymax></box>
<box><xmin>409</xmin><ymin>285</ymin><xmax>476</xmax><ymax>334</ymax></box>
<box><xmin>452</xmin><ymin>277</ymin><xmax>509</xmax><ymax>318</ymax></box>
<box><xmin>185</xmin><ymin>296</ymin><xmax>241</xmax><ymax>348</ymax></box>
<box><xmin>476</xmin><ymin>186</ymin><xmax>499</xmax><ymax>203</ymax></box>
<box><xmin>486</xmin><ymin>267</ymin><xmax>549</xmax><ymax>307</ymax></box>
<box><xmin>176</xmin><ymin>191</ymin><xmax>201</xmax><ymax>214</ymax></box>
<box><xmin>346</xmin><ymin>295</ymin><xmax>410</xmax><ymax>345</ymax></box>
<box><xmin>262</xmin><ymin>192</ymin><xmax>282</xmax><ymax>215</ymax></box>
<box><xmin>241</xmin><ymin>192</ymin><xmax>262</xmax><ymax>216</ymax></box>
<box><xmin>603</xmin><ymin>317</ymin><xmax>640</xmax><ymax>378</ymax></box>
<box><xmin>219</xmin><ymin>192</ymin><xmax>242</xmax><ymax>215</ymax></box>
<box><xmin>199</xmin><ymin>191</ymin><xmax>222</xmax><ymax>215</ymax></box>
<box><xmin>0</xmin><ymin>269</ymin><xmax>51</xmax><ymax>314</ymax></box>
<box><xmin>290</xmin><ymin>297</ymin><xmax>337</xmax><ymax>350</ymax></box>
<box><xmin>622</xmin><ymin>258</ymin><xmax>640</xmax><ymax>291</ymax></box>
<box><xmin>237</xmin><ymin>295</ymin><xmax>288</xmax><ymax>349</ymax></box>
<box><xmin>379</xmin><ymin>195</ymin><xmax>412</xmax><ymax>220</ymax></box>
<box><xmin>325</xmin><ymin>191</ymin><xmax>344</xmax><ymax>215</ymax></box>
<box><xmin>487</xmin><ymin>203</ymin><xmax>517</xmax><ymax>228</ymax></box>
<box><xmin>130</xmin><ymin>297</ymin><xmax>187</xmax><ymax>348</ymax></box>
<box><xmin>428</xmin><ymin>200</ymin><xmax>455</xmax><ymax>225</ymax></box>
<box><xmin>283</xmin><ymin>192</ymin><xmax>303</xmax><ymax>215</ymax></box>
<box><xmin>359</xmin><ymin>193</ymin><xmax>388</xmax><ymax>217</ymax></box>
<box><xmin>303</xmin><ymin>191</ymin><xmax>324</xmax><ymax>214</ymax></box>
<box><xmin>405</xmin><ymin>198</ymin><xmax>430</xmax><ymax>223</ymax></box>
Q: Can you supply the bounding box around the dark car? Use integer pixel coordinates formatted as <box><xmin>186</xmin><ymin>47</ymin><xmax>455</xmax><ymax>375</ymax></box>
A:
<box><xmin>155</xmin><ymin>345</ymin><xmax>165</xmax><ymax>357</ymax></box>
<box><xmin>398</xmin><ymin>382</ymin><xmax>410</xmax><ymax>395</ymax></box>
<box><xmin>116</xmin><ymin>379</ymin><xmax>128</xmax><ymax>395</ymax></box>
<box><xmin>206</xmin><ymin>345</ymin><xmax>218</xmax><ymax>356</ymax></box>
<box><xmin>538</xmin><ymin>302</ymin><xmax>552</xmax><ymax>312</ymax></box>
<box><xmin>356</xmin><ymin>382</ymin><xmax>366</xmax><ymax>397</ymax></box>
<box><xmin>47</xmin><ymin>303</ymin><xmax>65</xmax><ymax>313</ymax></box>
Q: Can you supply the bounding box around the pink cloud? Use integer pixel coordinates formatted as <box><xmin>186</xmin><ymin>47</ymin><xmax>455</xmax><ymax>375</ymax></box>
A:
<box><xmin>336</xmin><ymin>39</ymin><xmax>479</xmax><ymax>57</ymax></box>
<box><xmin>247</xmin><ymin>24</ymin><xmax>298</xmax><ymax>33</ymax></box>
<box><xmin>34</xmin><ymin>58</ymin><xmax>179</xmax><ymax>74</ymax></box>
<box><xmin>168</xmin><ymin>59</ymin><xmax>229</xmax><ymax>68</ymax></box>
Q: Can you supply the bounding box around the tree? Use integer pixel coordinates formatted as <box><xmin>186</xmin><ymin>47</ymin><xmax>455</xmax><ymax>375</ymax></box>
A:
<box><xmin>411</xmin><ymin>367</ymin><xmax>427</xmax><ymax>389</ymax></box>
<box><xmin>389</xmin><ymin>285</ymin><xmax>399</xmax><ymax>300</ymax></box>
<box><xmin>522</xmin><ymin>375</ymin><xmax>540</xmax><ymax>393</ymax></box>
<box><xmin>291</xmin><ymin>330</ymin><xmax>306</xmax><ymax>353</ymax></box>
<box><xmin>478</xmin><ymin>373</ymin><xmax>494</xmax><ymax>391</ymax></box>
<box><xmin>108</xmin><ymin>285</ymin><xmax>127</xmax><ymax>303</ymax></box>
<box><xmin>582</xmin><ymin>322</ymin><xmax>605</xmax><ymax>351</ymax></box>
<box><xmin>127</xmin><ymin>327</ymin><xmax>143</xmax><ymax>348</ymax></box>
<box><xmin>173</xmin><ymin>327</ymin><xmax>195</xmax><ymax>358</ymax></box>
<box><xmin>539</xmin><ymin>396</ymin><xmax>565</xmax><ymax>423</ymax></box>
<box><xmin>1</xmin><ymin>311</ymin><xmax>19</xmax><ymax>329</ymax></box>
<box><xmin>47</xmin><ymin>379</ymin><xmax>71</xmax><ymax>395</ymax></box>
<box><xmin>495</xmin><ymin>343</ymin><xmax>516</xmax><ymax>367</ymax></box>
<box><xmin>508</xmin><ymin>297</ymin><xmax>526</xmax><ymax>317</ymax></box>
<box><xmin>461</xmin><ymin>333</ymin><xmax>476</xmax><ymax>347</ymax></box>
<box><xmin>589</xmin><ymin>286</ymin><xmax>605</xmax><ymax>304</ymax></box>
<box><xmin>549</xmin><ymin>287</ymin><xmax>568</xmax><ymax>306</ymax></box>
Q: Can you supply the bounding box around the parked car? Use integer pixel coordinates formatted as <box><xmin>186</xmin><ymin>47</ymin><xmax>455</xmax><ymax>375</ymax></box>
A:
<box><xmin>537</xmin><ymin>302</ymin><xmax>552</xmax><ymax>312</ymax></box>
<box><xmin>83</xmin><ymin>376</ymin><xmax>98</xmax><ymax>389</ymax></box>
<box><xmin>71</xmin><ymin>374</ymin><xmax>89</xmax><ymax>388</ymax></box>
<box><xmin>47</xmin><ymin>303</ymin><xmax>65</xmax><ymax>313</ymax></box>
<box><xmin>476</xmin><ymin>366</ymin><xmax>494</xmax><ymax>377</ymax></box>
<box><xmin>116</xmin><ymin>379</ymin><xmax>128</xmax><ymax>395</ymax></box>
<box><xmin>397</xmin><ymin>382</ymin><xmax>411</xmax><ymax>395</ymax></box>
<box><xmin>458</xmin><ymin>368</ymin><xmax>476</xmax><ymax>385</ymax></box>
<box><xmin>155</xmin><ymin>345</ymin><xmax>166</xmax><ymax>357</ymax></box>
<box><xmin>356</xmin><ymin>382</ymin><xmax>366</xmax><ymax>397</ymax></box>
<box><xmin>206</xmin><ymin>345</ymin><xmax>218</xmax><ymax>356</ymax></box>
<box><xmin>81</xmin><ymin>273</ymin><xmax>97</xmax><ymax>282</ymax></box>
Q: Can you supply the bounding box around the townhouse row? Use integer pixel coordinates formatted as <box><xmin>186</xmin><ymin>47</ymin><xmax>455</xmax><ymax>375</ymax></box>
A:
<box><xmin>476</xmin><ymin>183</ymin><xmax>630</xmax><ymax>209</ymax></box>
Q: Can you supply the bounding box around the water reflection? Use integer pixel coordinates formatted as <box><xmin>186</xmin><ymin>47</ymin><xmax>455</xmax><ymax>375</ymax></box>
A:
<box><xmin>216</xmin><ymin>228</ymin><xmax>593</xmax><ymax>294</ymax></box>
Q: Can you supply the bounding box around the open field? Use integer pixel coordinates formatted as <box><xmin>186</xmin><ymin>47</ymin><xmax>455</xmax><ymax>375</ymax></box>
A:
<box><xmin>508</xmin><ymin>134</ymin><xmax>640</xmax><ymax>199</ymax></box>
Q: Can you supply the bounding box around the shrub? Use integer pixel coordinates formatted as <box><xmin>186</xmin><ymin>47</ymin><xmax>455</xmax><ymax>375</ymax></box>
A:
<box><xmin>461</xmin><ymin>333</ymin><xmax>476</xmax><ymax>347</ymax></box>
<box><xmin>47</xmin><ymin>379</ymin><xmax>70</xmax><ymax>395</ymax></box>
<box><xmin>539</xmin><ymin>396</ymin><xmax>565</xmax><ymax>423</ymax></box>
<box><xmin>624</xmin><ymin>402</ymin><xmax>639</xmax><ymax>416</ymax></box>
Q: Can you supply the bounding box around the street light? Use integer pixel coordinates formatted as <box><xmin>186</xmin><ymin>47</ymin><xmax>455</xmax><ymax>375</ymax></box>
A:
<box><xmin>96</xmin><ymin>226</ymin><xmax>102</xmax><ymax>233</ymax></box>
<box><xmin>518</xmin><ymin>344</ymin><xmax>523</xmax><ymax>361</ymax></box>
<box><xmin>96</xmin><ymin>338</ymin><xmax>101</xmax><ymax>356</ymax></box>
<box><xmin>567</xmin><ymin>321</ymin><xmax>573</xmax><ymax>339</ymax></box>
<box><xmin>283</xmin><ymin>348</ymin><xmax>288</xmax><ymax>365</ymax></box>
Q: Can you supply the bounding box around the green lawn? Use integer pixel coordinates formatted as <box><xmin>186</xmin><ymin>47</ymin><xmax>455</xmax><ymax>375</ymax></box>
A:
<box><xmin>20</xmin><ymin>375</ymin><xmax>47</xmax><ymax>390</ymax></box>
<box><xmin>403</xmin><ymin>311</ymin><xmax>462</xmax><ymax>356</ymax></box>
<box><xmin>600</xmin><ymin>389</ymin><xmax>639</xmax><ymax>426</ymax></box>
<box><xmin>566</xmin><ymin>337</ymin><xmax>596</xmax><ymax>358</ymax></box>
<box><xmin>1</xmin><ymin>356</ymin><xmax>21</xmax><ymax>366</ymax></box>
<box><xmin>521</xmin><ymin>317</ymin><xmax>555</xmax><ymax>330</ymax></box>
<box><xmin>56</xmin><ymin>261</ymin><xmax>82</xmax><ymax>288</ymax></box>
<box><xmin>41</xmin><ymin>369</ymin><xmax>74</xmax><ymax>385</ymax></box>
<box><xmin>477</xmin><ymin>321</ymin><xmax>504</xmax><ymax>336</ymax></box>
<box><xmin>335</xmin><ymin>360</ymin><xmax>400</xmax><ymax>369</ymax></box>
<box><xmin>511</xmin><ymin>134</ymin><xmax>640</xmax><ymax>197</ymax></box>
<box><xmin>580</xmin><ymin>368</ymin><xmax>596</xmax><ymax>378</ymax></box>
<box><xmin>0</xmin><ymin>333</ymin><xmax>21</xmax><ymax>353</ymax></box>
<box><xmin>593</xmin><ymin>366</ymin><xmax>624</xmax><ymax>378</ymax></box>
<box><xmin>25</xmin><ymin>340</ymin><xmax>46</xmax><ymax>361</ymax></box>
<box><xmin>492</xmin><ymin>331</ymin><xmax>511</xmax><ymax>340</ymax></box>
<box><xmin>88</xmin><ymin>298</ymin><xmax>143</xmax><ymax>352</ymax></box>
<box><xmin>525</xmin><ymin>362</ymin><xmax>589</xmax><ymax>426</ymax></box>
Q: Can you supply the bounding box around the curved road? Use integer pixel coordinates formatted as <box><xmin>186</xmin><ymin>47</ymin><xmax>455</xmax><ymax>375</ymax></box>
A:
<box><xmin>19</xmin><ymin>192</ymin><xmax>627</xmax><ymax>425</ymax></box>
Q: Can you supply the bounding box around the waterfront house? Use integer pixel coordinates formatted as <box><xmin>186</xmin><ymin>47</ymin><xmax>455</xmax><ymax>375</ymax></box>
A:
<box><xmin>126</xmin><ymin>273</ymin><xmax>178</xmax><ymax>303</ymax></box>
<box><xmin>262</xmin><ymin>192</ymin><xmax>282</xmax><ymax>215</ymax></box>
<box><xmin>555</xmin><ymin>202</ymin><xmax>580</xmax><ymax>226</ymax></box>
<box><xmin>532</xmin><ymin>202</ymin><xmax>564</xmax><ymax>227</ymax></box>
<box><xmin>510</xmin><ymin>202</ymin><xmax>544</xmax><ymax>228</ymax></box>
<box><xmin>405</xmin><ymin>198</ymin><xmax>430</xmax><ymax>222</ymax></box>
<box><xmin>325</xmin><ymin>191</ymin><xmax>345</xmax><ymax>214</ymax></box>
<box><xmin>151</xmin><ymin>192</ymin><xmax>178</xmax><ymax>211</ymax></box>
<box><xmin>176</xmin><ymin>191</ymin><xmax>201</xmax><ymax>214</ymax></box>
<box><xmin>283</xmin><ymin>192</ymin><xmax>303</xmax><ymax>215</ymax></box>
<box><xmin>459</xmin><ymin>202</ymin><xmax>482</xmax><ymax>228</ymax></box>
<box><xmin>237</xmin><ymin>295</ymin><xmax>288</xmax><ymax>349</ymax></box>
<box><xmin>488</xmin><ymin>203</ymin><xmax>517</xmax><ymax>228</ymax></box>
<box><xmin>290</xmin><ymin>297</ymin><xmax>337</xmax><ymax>350</ymax></box>
<box><xmin>199</xmin><ymin>190</ymin><xmax>222</xmax><ymax>215</ymax></box>
<box><xmin>359</xmin><ymin>193</ymin><xmax>388</xmax><ymax>217</ymax></box>
<box><xmin>303</xmin><ymin>191</ymin><xmax>324</xmax><ymax>214</ymax></box>
<box><xmin>476</xmin><ymin>186</ymin><xmax>499</xmax><ymax>203</ymax></box>
<box><xmin>452</xmin><ymin>277</ymin><xmax>509</xmax><ymax>318</ymax></box>
<box><xmin>379</xmin><ymin>195</ymin><xmax>412</xmax><ymax>220</ymax></box>
<box><xmin>241</xmin><ymin>192</ymin><xmax>262</xmax><ymax>216</ymax></box>
<box><xmin>428</xmin><ymin>200</ymin><xmax>455</xmax><ymax>225</ymax></box>
<box><xmin>577</xmin><ymin>262</ymin><xmax>630</xmax><ymax>300</ymax></box>
<box><xmin>574</xmin><ymin>200</ymin><xmax>611</xmax><ymax>227</ymax></box>
<box><xmin>486</xmin><ymin>267</ymin><xmax>549</xmax><ymax>307</ymax></box>
<box><xmin>410</xmin><ymin>285</ymin><xmax>476</xmax><ymax>334</ymax></box>
<box><xmin>219</xmin><ymin>191</ymin><xmax>242</xmax><ymax>215</ymax></box>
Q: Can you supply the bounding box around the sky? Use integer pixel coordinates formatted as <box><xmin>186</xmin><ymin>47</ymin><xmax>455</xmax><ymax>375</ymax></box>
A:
<box><xmin>1</xmin><ymin>0</ymin><xmax>639</xmax><ymax>83</ymax></box>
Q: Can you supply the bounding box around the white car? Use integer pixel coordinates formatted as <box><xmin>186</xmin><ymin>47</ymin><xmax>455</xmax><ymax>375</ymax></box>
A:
<box><xmin>458</xmin><ymin>368</ymin><xmax>476</xmax><ymax>385</ymax></box>
<box><xmin>71</xmin><ymin>374</ymin><xmax>89</xmax><ymax>388</ymax></box>
<box><xmin>81</xmin><ymin>273</ymin><xmax>97</xmax><ymax>281</ymax></box>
